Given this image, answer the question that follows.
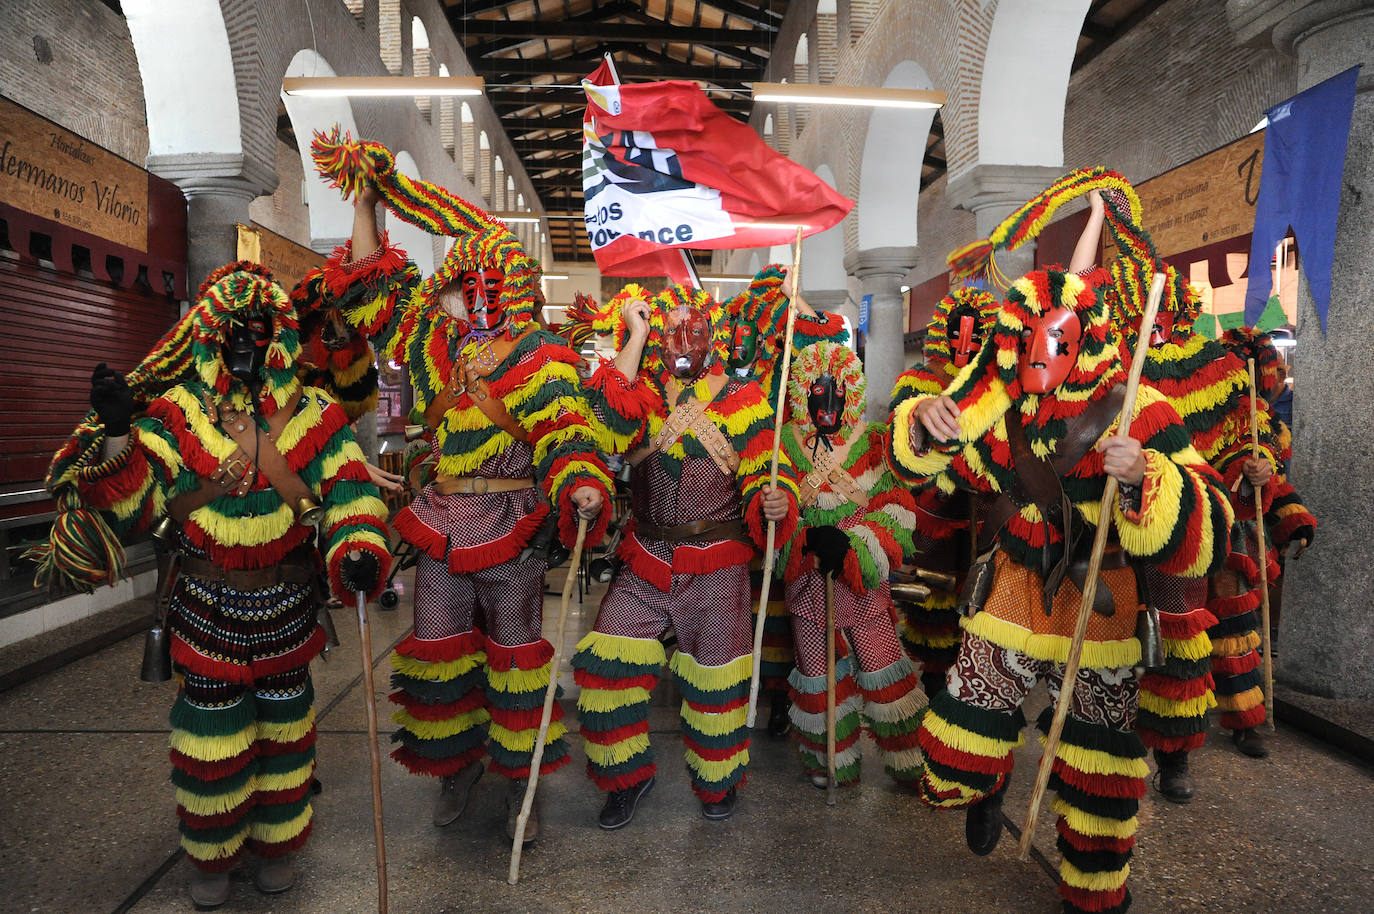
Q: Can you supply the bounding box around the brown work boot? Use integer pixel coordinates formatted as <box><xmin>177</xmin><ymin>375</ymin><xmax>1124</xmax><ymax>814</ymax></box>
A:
<box><xmin>252</xmin><ymin>855</ymin><xmax>296</xmax><ymax>895</ymax></box>
<box><xmin>505</xmin><ymin>778</ymin><xmax>539</xmax><ymax>844</ymax></box>
<box><xmin>433</xmin><ymin>761</ymin><xmax>484</xmax><ymax>827</ymax></box>
<box><xmin>1232</xmin><ymin>727</ymin><xmax>1270</xmax><ymax>758</ymax></box>
<box><xmin>189</xmin><ymin>868</ymin><xmax>231</xmax><ymax>908</ymax></box>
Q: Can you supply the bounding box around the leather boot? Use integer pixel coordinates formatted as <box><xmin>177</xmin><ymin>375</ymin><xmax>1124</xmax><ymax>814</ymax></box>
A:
<box><xmin>253</xmin><ymin>855</ymin><xmax>296</xmax><ymax>895</ymax></box>
<box><xmin>505</xmin><ymin>778</ymin><xmax>538</xmax><ymax>844</ymax></box>
<box><xmin>1153</xmin><ymin>748</ymin><xmax>1194</xmax><ymax>804</ymax></box>
<box><xmin>1233</xmin><ymin>727</ymin><xmax>1270</xmax><ymax>758</ymax></box>
<box><xmin>701</xmin><ymin>787</ymin><xmax>738</xmax><ymax>821</ymax></box>
<box><xmin>964</xmin><ymin>783</ymin><xmax>1005</xmax><ymax>856</ymax></box>
<box><xmin>189</xmin><ymin>869</ymin><xmax>231</xmax><ymax>908</ymax></box>
<box><xmin>433</xmin><ymin>761</ymin><xmax>484</xmax><ymax>827</ymax></box>
<box><xmin>598</xmin><ymin>776</ymin><xmax>655</xmax><ymax>830</ymax></box>
<box><xmin>767</xmin><ymin>691</ymin><xmax>792</xmax><ymax>738</ymax></box>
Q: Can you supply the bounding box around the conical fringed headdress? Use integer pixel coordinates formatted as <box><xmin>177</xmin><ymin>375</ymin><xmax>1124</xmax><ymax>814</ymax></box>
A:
<box><xmin>311</xmin><ymin>126</ymin><xmax>541</xmax><ymax>320</ymax></box>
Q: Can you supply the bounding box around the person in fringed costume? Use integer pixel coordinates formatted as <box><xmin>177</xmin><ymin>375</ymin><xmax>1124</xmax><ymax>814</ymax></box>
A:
<box><xmin>891</xmin><ymin>265</ymin><xmax>1234</xmax><ymax>914</ymax></box>
<box><xmin>564</xmin><ymin>282</ymin><xmax>798</xmax><ymax>828</ymax></box>
<box><xmin>778</xmin><ymin>340</ymin><xmax>925</xmax><ymax>787</ymax></box>
<box><xmin>34</xmin><ymin>263</ymin><xmax>391</xmax><ymax>907</ymax></box>
<box><xmin>722</xmin><ymin>264</ymin><xmax>850</xmax><ymax>738</ymax></box>
<box><xmin>310</xmin><ymin>129</ymin><xmax>612</xmax><ymax>844</ymax></box>
<box><xmin>887</xmin><ymin>285</ymin><xmax>1000</xmax><ymax>698</ymax></box>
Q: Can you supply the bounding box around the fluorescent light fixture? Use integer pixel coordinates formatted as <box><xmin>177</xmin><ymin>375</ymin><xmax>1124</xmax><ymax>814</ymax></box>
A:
<box><xmin>1272</xmin><ymin>337</ymin><xmax>1297</xmax><ymax>348</ymax></box>
<box><xmin>900</xmin><ymin>285</ymin><xmax>911</xmax><ymax>293</ymax></box>
<box><xmin>542</xmin><ymin>273</ymin><xmax>570</xmax><ymax>280</ymax></box>
<box><xmin>698</xmin><ymin>275</ymin><xmax>754</xmax><ymax>284</ymax></box>
<box><xmin>489</xmin><ymin>212</ymin><xmax>543</xmax><ymax>224</ymax></box>
<box><xmin>282</xmin><ymin>76</ymin><xmax>484</xmax><ymax>97</ymax></box>
<box><xmin>754</xmin><ymin>82</ymin><xmax>945</xmax><ymax>110</ymax></box>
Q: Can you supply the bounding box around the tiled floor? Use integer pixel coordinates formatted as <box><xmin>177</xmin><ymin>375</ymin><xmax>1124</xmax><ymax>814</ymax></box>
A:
<box><xmin>2</xmin><ymin>568</ymin><xmax>1371</xmax><ymax>913</ymax></box>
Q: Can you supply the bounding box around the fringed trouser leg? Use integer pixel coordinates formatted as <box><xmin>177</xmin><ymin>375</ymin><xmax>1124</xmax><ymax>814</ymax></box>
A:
<box><xmin>897</xmin><ymin>585</ymin><xmax>963</xmax><ymax>680</ymax></box>
<box><xmin>389</xmin><ymin>554</ymin><xmax>490</xmax><ymax>777</ymax></box>
<box><xmin>1040</xmin><ymin>667</ymin><xmax>1146</xmax><ymax>914</ymax></box>
<box><xmin>168</xmin><ymin>578</ymin><xmax>322</xmax><ymax>872</ymax></box>
<box><xmin>1135</xmin><ymin>574</ymin><xmax>1216</xmax><ymax>753</ymax></box>
<box><xmin>575</xmin><ymin>562</ymin><xmax>753</xmax><ymax>802</ymax></box>
<box><xmin>1207</xmin><ymin>546</ymin><xmax>1277</xmax><ymax>731</ymax></box>
<box><xmin>752</xmin><ymin>566</ymin><xmax>795</xmax><ymax>695</ymax></box>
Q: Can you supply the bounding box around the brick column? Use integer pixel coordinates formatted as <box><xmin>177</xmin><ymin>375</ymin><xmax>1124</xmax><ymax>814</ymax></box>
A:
<box><xmin>1228</xmin><ymin>0</ymin><xmax>1374</xmax><ymax>700</ymax></box>
<box><xmin>846</xmin><ymin>246</ymin><xmax>917</xmax><ymax>421</ymax></box>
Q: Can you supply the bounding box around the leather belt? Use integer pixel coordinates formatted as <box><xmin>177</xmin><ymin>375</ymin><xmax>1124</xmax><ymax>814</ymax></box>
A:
<box><xmin>434</xmin><ymin>475</ymin><xmax>535</xmax><ymax>495</ymax></box>
<box><xmin>634</xmin><ymin>518</ymin><xmax>749</xmax><ymax>545</ymax></box>
<box><xmin>180</xmin><ymin>555</ymin><xmax>316</xmax><ymax>589</ymax></box>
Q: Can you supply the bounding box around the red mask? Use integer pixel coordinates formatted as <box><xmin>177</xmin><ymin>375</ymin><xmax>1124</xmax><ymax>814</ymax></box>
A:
<box><xmin>666</xmin><ymin>308</ymin><xmax>713</xmax><ymax>380</ymax></box>
<box><xmin>460</xmin><ymin>267</ymin><xmax>506</xmax><ymax>330</ymax></box>
<box><xmin>1017</xmin><ymin>305</ymin><xmax>1082</xmax><ymax>394</ymax></box>
<box><xmin>1148</xmin><ymin>311</ymin><xmax>1175</xmax><ymax>348</ymax></box>
<box><xmin>949</xmin><ymin>307</ymin><xmax>981</xmax><ymax>368</ymax></box>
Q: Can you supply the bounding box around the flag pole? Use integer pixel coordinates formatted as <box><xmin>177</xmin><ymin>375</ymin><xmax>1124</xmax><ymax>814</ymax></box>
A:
<box><xmin>746</xmin><ymin>226</ymin><xmax>803</xmax><ymax>729</ymax></box>
<box><xmin>1248</xmin><ymin>357</ymin><xmax>1276</xmax><ymax>732</ymax></box>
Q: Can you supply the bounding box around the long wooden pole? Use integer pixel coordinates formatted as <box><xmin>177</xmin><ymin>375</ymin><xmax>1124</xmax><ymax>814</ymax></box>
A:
<box><xmin>824</xmin><ymin>574</ymin><xmax>838</xmax><ymax>807</ymax></box>
<box><xmin>1248</xmin><ymin>358</ymin><xmax>1276</xmax><ymax>732</ymax></box>
<box><xmin>509</xmin><ymin>516</ymin><xmax>590</xmax><ymax>884</ymax></box>
<box><xmin>746</xmin><ymin>226</ymin><xmax>804</xmax><ymax>728</ymax></box>
<box><xmin>1017</xmin><ymin>272</ymin><xmax>1166</xmax><ymax>861</ymax></box>
<box><xmin>354</xmin><ymin>584</ymin><xmax>388</xmax><ymax>913</ymax></box>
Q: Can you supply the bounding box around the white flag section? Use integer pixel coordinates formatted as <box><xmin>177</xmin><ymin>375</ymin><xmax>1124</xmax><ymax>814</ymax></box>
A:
<box><xmin>582</xmin><ymin>121</ymin><xmax>736</xmax><ymax>253</ymax></box>
<box><xmin>579</xmin><ymin>66</ymin><xmax>854</xmax><ymax>280</ymax></box>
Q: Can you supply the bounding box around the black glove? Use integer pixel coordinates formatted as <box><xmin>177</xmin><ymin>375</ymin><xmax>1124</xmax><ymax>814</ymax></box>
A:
<box><xmin>803</xmin><ymin>525</ymin><xmax>851</xmax><ymax>579</ymax></box>
<box><xmin>341</xmin><ymin>551</ymin><xmax>379</xmax><ymax>594</ymax></box>
<box><xmin>90</xmin><ymin>362</ymin><xmax>135</xmax><ymax>437</ymax></box>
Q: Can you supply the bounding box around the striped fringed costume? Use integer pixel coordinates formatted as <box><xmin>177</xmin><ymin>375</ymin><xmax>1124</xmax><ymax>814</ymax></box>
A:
<box><xmin>1211</xmin><ymin>329</ymin><xmax>1317</xmax><ymax>732</ymax></box>
<box><xmin>571</xmin><ymin>284</ymin><xmax>801</xmax><ymax>805</ymax></box>
<box><xmin>887</xmin><ymin>287</ymin><xmax>998</xmax><ymax>689</ymax></box>
<box><xmin>290</xmin><ymin>265</ymin><xmax>379</xmax><ymax>423</ymax></box>
<box><xmin>723</xmin><ymin>265</ymin><xmax>850</xmax><ymax>699</ymax></box>
<box><xmin>62</xmin><ymin>265</ymin><xmax>391</xmax><ymax>873</ymax></box>
<box><xmin>322</xmin><ymin>234</ymin><xmax>612</xmax><ymax>784</ymax></box>
<box><xmin>779</xmin><ymin>342</ymin><xmax>925</xmax><ymax>785</ymax></box>
<box><xmin>890</xmin><ymin>269</ymin><xmax>1233</xmax><ymax>914</ymax></box>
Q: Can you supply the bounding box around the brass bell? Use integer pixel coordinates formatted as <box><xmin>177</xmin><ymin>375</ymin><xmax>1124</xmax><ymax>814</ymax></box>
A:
<box><xmin>404</xmin><ymin>424</ymin><xmax>426</xmax><ymax>442</ymax></box>
<box><xmin>140</xmin><ymin>621</ymin><xmax>172</xmax><ymax>682</ymax></box>
<box><xmin>1135</xmin><ymin>604</ymin><xmax>1165</xmax><ymax>672</ymax></box>
<box><xmin>150</xmin><ymin>515</ymin><xmax>178</xmax><ymax>549</ymax></box>
<box><xmin>295</xmin><ymin>495</ymin><xmax>325</xmax><ymax>527</ymax></box>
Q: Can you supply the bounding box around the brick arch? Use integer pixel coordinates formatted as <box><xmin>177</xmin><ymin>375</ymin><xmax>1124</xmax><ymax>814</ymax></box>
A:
<box><xmin>977</xmin><ymin>0</ymin><xmax>1092</xmax><ymax>169</ymax></box>
<box><xmin>281</xmin><ymin>50</ymin><xmax>361</xmax><ymax>247</ymax></box>
<box><xmin>124</xmin><ymin>0</ymin><xmax>241</xmax><ymax>158</ymax></box>
<box><xmin>857</xmin><ymin>59</ymin><xmax>937</xmax><ymax>249</ymax></box>
<box><xmin>804</xmin><ymin>164</ymin><xmax>847</xmax><ymax>290</ymax></box>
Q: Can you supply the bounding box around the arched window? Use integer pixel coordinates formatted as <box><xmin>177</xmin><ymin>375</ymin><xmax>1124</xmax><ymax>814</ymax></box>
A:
<box><xmin>412</xmin><ymin>17</ymin><xmax>431</xmax><ymax>120</ymax></box>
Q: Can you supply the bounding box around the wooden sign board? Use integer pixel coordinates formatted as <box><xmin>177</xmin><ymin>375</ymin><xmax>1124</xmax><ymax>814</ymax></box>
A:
<box><xmin>236</xmin><ymin>222</ymin><xmax>324</xmax><ymax>287</ymax></box>
<box><xmin>1105</xmin><ymin>130</ymin><xmax>1265</xmax><ymax>261</ymax></box>
<box><xmin>0</xmin><ymin>97</ymin><xmax>149</xmax><ymax>252</ymax></box>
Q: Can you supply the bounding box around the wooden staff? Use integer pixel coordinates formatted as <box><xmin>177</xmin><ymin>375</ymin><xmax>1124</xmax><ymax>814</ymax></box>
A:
<box><xmin>825</xmin><ymin>574</ymin><xmax>838</xmax><ymax>807</ymax></box>
<box><xmin>509</xmin><ymin>516</ymin><xmax>590</xmax><ymax>884</ymax></box>
<box><xmin>746</xmin><ymin>226</ymin><xmax>805</xmax><ymax>728</ymax></box>
<box><xmin>352</xmin><ymin>574</ymin><xmax>388</xmax><ymax>913</ymax></box>
<box><xmin>1248</xmin><ymin>357</ymin><xmax>1276</xmax><ymax>732</ymax></box>
<box><xmin>1017</xmin><ymin>272</ymin><xmax>1166</xmax><ymax>861</ymax></box>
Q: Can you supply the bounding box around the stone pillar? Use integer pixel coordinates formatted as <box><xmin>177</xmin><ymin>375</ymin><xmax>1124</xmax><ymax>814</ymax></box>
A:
<box><xmin>1227</xmin><ymin>0</ymin><xmax>1374</xmax><ymax>700</ymax></box>
<box><xmin>845</xmin><ymin>246</ymin><xmax>916</xmax><ymax>421</ymax></box>
<box><xmin>147</xmin><ymin>153</ymin><xmax>276</xmax><ymax>295</ymax></box>
<box><xmin>945</xmin><ymin>164</ymin><xmax>1064</xmax><ymax>285</ymax></box>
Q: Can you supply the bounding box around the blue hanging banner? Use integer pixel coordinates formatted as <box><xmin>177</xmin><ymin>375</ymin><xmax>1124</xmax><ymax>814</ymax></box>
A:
<box><xmin>1243</xmin><ymin>66</ymin><xmax>1361</xmax><ymax>331</ymax></box>
<box><xmin>858</xmin><ymin>294</ymin><xmax>872</xmax><ymax>335</ymax></box>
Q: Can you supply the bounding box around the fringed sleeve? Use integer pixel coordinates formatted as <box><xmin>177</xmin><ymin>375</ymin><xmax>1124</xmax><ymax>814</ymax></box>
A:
<box><xmin>501</xmin><ymin>332</ymin><xmax>614</xmax><ymax>549</ymax></box>
<box><xmin>839</xmin><ymin>426</ymin><xmax>918</xmax><ymax>594</ymax></box>
<box><xmin>1107</xmin><ymin>387</ymin><xmax>1234</xmax><ymax>579</ymax></box>
<box><xmin>323</xmin><ymin>232</ymin><xmax>423</xmax><ymax>362</ymax></box>
<box><xmin>73</xmin><ymin>414</ymin><xmax>182</xmax><ymax>537</ymax></box>
<box><xmin>584</xmin><ymin>358</ymin><xmax>663</xmax><ymax>454</ymax></box>
<box><xmin>888</xmin><ymin>365</ymin><xmax>947</xmax><ymax>413</ymax></box>
<box><xmin>732</xmin><ymin>382</ymin><xmax>800</xmax><ymax>551</ymax></box>
<box><xmin>306</xmin><ymin>396</ymin><xmax>392</xmax><ymax>601</ymax></box>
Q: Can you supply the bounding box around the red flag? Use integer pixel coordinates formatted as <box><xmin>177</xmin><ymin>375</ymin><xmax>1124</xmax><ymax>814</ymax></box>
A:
<box><xmin>582</xmin><ymin>65</ymin><xmax>854</xmax><ymax>281</ymax></box>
